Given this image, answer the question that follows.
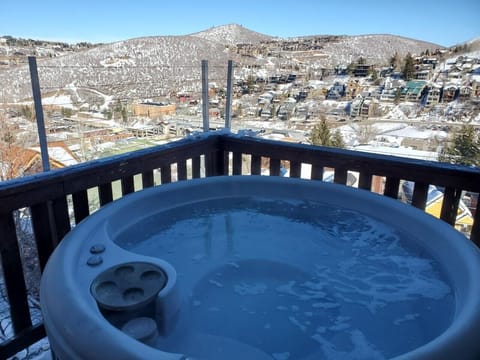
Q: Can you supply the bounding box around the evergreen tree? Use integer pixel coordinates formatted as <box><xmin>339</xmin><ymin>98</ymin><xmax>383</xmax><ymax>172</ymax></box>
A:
<box><xmin>439</xmin><ymin>125</ymin><xmax>480</xmax><ymax>167</ymax></box>
<box><xmin>402</xmin><ymin>53</ymin><xmax>415</xmax><ymax>81</ymax></box>
<box><xmin>394</xmin><ymin>88</ymin><xmax>402</xmax><ymax>104</ymax></box>
<box><xmin>389</xmin><ymin>52</ymin><xmax>400</xmax><ymax>69</ymax></box>
<box><xmin>310</xmin><ymin>118</ymin><xmax>345</xmax><ymax>148</ymax></box>
<box><xmin>121</xmin><ymin>107</ymin><xmax>128</xmax><ymax>123</ymax></box>
<box><xmin>61</xmin><ymin>107</ymin><xmax>73</xmax><ymax>118</ymax></box>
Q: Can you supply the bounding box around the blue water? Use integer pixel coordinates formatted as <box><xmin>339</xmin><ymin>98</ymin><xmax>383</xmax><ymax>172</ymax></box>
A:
<box><xmin>115</xmin><ymin>197</ymin><xmax>454</xmax><ymax>360</ymax></box>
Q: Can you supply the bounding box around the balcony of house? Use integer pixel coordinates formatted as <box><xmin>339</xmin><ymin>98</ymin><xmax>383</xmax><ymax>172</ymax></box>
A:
<box><xmin>1</xmin><ymin>132</ymin><xmax>480</xmax><ymax>359</ymax></box>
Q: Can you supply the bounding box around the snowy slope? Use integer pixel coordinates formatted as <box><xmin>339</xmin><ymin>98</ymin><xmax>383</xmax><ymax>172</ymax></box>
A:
<box><xmin>0</xmin><ymin>25</ymin><xmax>444</xmax><ymax>104</ymax></box>
<box><xmin>190</xmin><ymin>24</ymin><xmax>274</xmax><ymax>45</ymax></box>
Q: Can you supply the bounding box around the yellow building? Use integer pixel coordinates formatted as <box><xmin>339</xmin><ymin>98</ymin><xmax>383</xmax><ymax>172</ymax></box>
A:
<box><xmin>401</xmin><ymin>181</ymin><xmax>473</xmax><ymax>234</ymax></box>
<box><xmin>133</xmin><ymin>102</ymin><xmax>176</xmax><ymax>119</ymax></box>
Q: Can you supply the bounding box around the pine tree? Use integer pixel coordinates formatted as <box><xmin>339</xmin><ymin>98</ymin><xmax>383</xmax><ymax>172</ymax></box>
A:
<box><xmin>439</xmin><ymin>125</ymin><xmax>480</xmax><ymax>167</ymax></box>
<box><xmin>310</xmin><ymin>118</ymin><xmax>345</xmax><ymax>148</ymax></box>
<box><xmin>389</xmin><ymin>52</ymin><xmax>399</xmax><ymax>69</ymax></box>
<box><xmin>402</xmin><ymin>53</ymin><xmax>415</xmax><ymax>81</ymax></box>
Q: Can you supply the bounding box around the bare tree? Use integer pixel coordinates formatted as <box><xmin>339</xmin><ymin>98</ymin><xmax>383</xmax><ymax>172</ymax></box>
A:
<box><xmin>356</xmin><ymin>124</ymin><xmax>378</xmax><ymax>145</ymax></box>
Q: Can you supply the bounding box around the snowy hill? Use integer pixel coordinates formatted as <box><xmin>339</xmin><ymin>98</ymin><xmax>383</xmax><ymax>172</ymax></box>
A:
<box><xmin>317</xmin><ymin>34</ymin><xmax>440</xmax><ymax>66</ymax></box>
<box><xmin>0</xmin><ymin>24</ymin><xmax>446</xmax><ymax>105</ymax></box>
<box><xmin>190</xmin><ymin>24</ymin><xmax>274</xmax><ymax>45</ymax></box>
<box><xmin>0</xmin><ymin>35</ymin><xmax>233</xmax><ymax>104</ymax></box>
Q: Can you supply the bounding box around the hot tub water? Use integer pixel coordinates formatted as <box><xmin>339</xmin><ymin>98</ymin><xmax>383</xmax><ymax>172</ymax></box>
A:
<box><xmin>115</xmin><ymin>197</ymin><xmax>454</xmax><ymax>360</ymax></box>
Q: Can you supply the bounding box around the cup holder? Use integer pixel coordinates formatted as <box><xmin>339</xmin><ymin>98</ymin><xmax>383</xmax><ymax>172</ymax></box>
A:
<box><xmin>91</xmin><ymin>262</ymin><xmax>167</xmax><ymax>312</ymax></box>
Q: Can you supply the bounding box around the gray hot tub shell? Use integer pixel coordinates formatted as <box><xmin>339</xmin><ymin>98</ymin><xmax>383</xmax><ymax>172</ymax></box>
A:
<box><xmin>40</xmin><ymin>176</ymin><xmax>480</xmax><ymax>359</ymax></box>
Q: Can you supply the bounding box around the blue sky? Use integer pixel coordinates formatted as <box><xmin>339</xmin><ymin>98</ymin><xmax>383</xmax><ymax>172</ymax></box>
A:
<box><xmin>1</xmin><ymin>0</ymin><xmax>479</xmax><ymax>47</ymax></box>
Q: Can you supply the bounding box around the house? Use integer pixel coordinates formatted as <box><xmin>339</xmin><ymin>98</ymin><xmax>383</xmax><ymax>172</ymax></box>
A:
<box><xmin>277</xmin><ymin>105</ymin><xmax>291</xmax><ymax>120</ymax></box>
<box><xmin>335</xmin><ymin>65</ymin><xmax>348</xmax><ymax>75</ymax></box>
<box><xmin>353</xmin><ymin>64</ymin><xmax>373</xmax><ymax>77</ymax></box>
<box><xmin>472</xmin><ymin>78</ymin><xmax>480</xmax><ymax>97</ymax></box>
<box><xmin>350</xmin><ymin>97</ymin><xmax>363</xmax><ymax>118</ymax></box>
<box><xmin>359</xmin><ymin>99</ymin><xmax>378</xmax><ymax>118</ymax></box>
<box><xmin>345</xmin><ymin>79</ymin><xmax>362</xmax><ymax>100</ymax></box>
<box><xmin>415</xmin><ymin>69</ymin><xmax>431</xmax><ymax>80</ymax></box>
<box><xmin>1</xmin><ymin>141</ymin><xmax>79</xmax><ymax>179</ymax></box>
<box><xmin>258</xmin><ymin>92</ymin><xmax>275</xmax><ymax>104</ymax></box>
<box><xmin>424</xmin><ymin>85</ymin><xmax>442</xmax><ymax>107</ymax></box>
<box><xmin>326</xmin><ymin>82</ymin><xmax>346</xmax><ymax>100</ymax></box>
<box><xmin>442</xmin><ymin>84</ymin><xmax>458</xmax><ymax>102</ymax></box>
<box><xmin>380</xmin><ymin>87</ymin><xmax>398</xmax><ymax>102</ymax></box>
<box><xmin>458</xmin><ymin>85</ymin><xmax>472</xmax><ymax>101</ymax></box>
<box><xmin>294</xmin><ymin>104</ymin><xmax>309</xmax><ymax>119</ymax></box>
<box><xmin>260</xmin><ymin>105</ymin><xmax>273</xmax><ymax>119</ymax></box>
<box><xmin>359</xmin><ymin>99</ymin><xmax>370</xmax><ymax>117</ymax></box>
<box><xmin>446</xmin><ymin>63</ymin><xmax>463</xmax><ymax>79</ymax></box>
<box><xmin>400</xmin><ymin>81</ymin><xmax>427</xmax><ymax>102</ymax></box>
<box><xmin>294</xmin><ymin>90</ymin><xmax>308</xmax><ymax>102</ymax></box>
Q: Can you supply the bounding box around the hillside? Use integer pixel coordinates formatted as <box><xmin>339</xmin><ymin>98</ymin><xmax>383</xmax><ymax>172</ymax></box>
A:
<box><xmin>0</xmin><ymin>24</ymin><xmax>447</xmax><ymax>105</ymax></box>
<box><xmin>0</xmin><ymin>35</ymin><xmax>234</xmax><ymax>105</ymax></box>
<box><xmin>316</xmin><ymin>34</ymin><xmax>441</xmax><ymax>67</ymax></box>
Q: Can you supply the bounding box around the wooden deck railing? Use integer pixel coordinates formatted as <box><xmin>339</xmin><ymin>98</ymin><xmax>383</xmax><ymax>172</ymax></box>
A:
<box><xmin>1</xmin><ymin>133</ymin><xmax>479</xmax><ymax>358</ymax></box>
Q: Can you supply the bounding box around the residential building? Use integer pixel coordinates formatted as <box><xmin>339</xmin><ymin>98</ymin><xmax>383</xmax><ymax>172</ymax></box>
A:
<box><xmin>424</xmin><ymin>85</ymin><xmax>442</xmax><ymax>107</ymax></box>
<box><xmin>442</xmin><ymin>84</ymin><xmax>458</xmax><ymax>102</ymax></box>
<box><xmin>400</xmin><ymin>81</ymin><xmax>427</xmax><ymax>102</ymax></box>
<box><xmin>132</xmin><ymin>102</ymin><xmax>176</xmax><ymax>119</ymax></box>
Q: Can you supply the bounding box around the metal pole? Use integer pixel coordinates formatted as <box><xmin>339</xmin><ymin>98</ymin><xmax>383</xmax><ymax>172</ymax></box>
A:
<box><xmin>201</xmin><ymin>60</ymin><xmax>209</xmax><ymax>132</ymax></box>
<box><xmin>28</xmin><ymin>56</ymin><xmax>50</xmax><ymax>172</ymax></box>
<box><xmin>29</xmin><ymin>57</ymin><xmax>57</xmax><ymax>271</ymax></box>
<box><xmin>224</xmin><ymin>60</ymin><xmax>233</xmax><ymax>130</ymax></box>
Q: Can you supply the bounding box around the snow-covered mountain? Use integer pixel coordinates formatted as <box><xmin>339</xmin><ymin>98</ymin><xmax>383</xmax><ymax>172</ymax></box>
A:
<box><xmin>190</xmin><ymin>23</ymin><xmax>274</xmax><ymax>45</ymax></box>
<box><xmin>0</xmin><ymin>24</ymin><xmax>445</xmax><ymax>105</ymax></box>
<box><xmin>0</xmin><ymin>34</ymin><xmax>234</xmax><ymax>104</ymax></box>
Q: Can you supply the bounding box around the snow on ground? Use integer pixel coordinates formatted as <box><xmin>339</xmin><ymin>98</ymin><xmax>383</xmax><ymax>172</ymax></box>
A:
<box><xmin>41</xmin><ymin>94</ymin><xmax>74</xmax><ymax>109</ymax></box>
<box><xmin>383</xmin><ymin>126</ymin><xmax>447</xmax><ymax>140</ymax></box>
<box><xmin>11</xmin><ymin>338</ymin><xmax>51</xmax><ymax>360</ymax></box>
<box><xmin>86</xmin><ymin>89</ymin><xmax>114</xmax><ymax>110</ymax></box>
<box><xmin>65</xmin><ymin>82</ymin><xmax>82</xmax><ymax>103</ymax></box>
<box><xmin>352</xmin><ymin>144</ymin><xmax>438</xmax><ymax>161</ymax></box>
<box><xmin>370</xmin><ymin>122</ymin><xmax>407</xmax><ymax>133</ymax></box>
<box><xmin>385</xmin><ymin>106</ymin><xmax>408</xmax><ymax>120</ymax></box>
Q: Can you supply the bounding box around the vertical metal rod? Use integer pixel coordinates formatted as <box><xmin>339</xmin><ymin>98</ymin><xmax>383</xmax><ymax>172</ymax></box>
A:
<box><xmin>201</xmin><ymin>60</ymin><xmax>209</xmax><ymax>132</ymax></box>
<box><xmin>29</xmin><ymin>57</ymin><xmax>56</xmax><ymax>259</ymax></box>
<box><xmin>28</xmin><ymin>56</ymin><xmax>50</xmax><ymax>172</ymax></box>
<box><xmin>224</xmin><ymin>60</ymin><xmax>233</xmax><ymax>130</ymax></box>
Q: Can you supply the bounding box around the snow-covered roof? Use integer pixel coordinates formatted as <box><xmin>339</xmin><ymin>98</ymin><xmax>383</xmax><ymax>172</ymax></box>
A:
<box><xmin>30</xmin><ymin>146</ymin><xmax>78</xmax><ymax>166</ymax></box>
<box><xmin>352</xmin><ymin>144</ymin><xmax>438</xmax><ymax>161</ymax></box>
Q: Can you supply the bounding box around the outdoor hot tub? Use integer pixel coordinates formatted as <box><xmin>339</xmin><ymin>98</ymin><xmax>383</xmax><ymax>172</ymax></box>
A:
<box><xmin>40</xmin><ymin>176</ymin><xmax>480</xmax><ymax>360</ymax></box>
